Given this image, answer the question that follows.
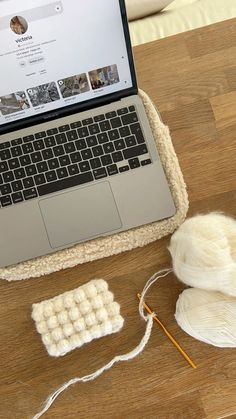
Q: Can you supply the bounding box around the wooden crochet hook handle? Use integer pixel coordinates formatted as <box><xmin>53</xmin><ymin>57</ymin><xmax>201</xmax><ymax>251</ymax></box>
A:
<box><xmin>137</xmin><ymin>293</ymin><xmax>197</xmax><ymax>369</ymax></box>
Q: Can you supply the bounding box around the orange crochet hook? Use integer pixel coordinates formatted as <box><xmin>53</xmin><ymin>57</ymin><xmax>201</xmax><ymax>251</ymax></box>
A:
<box><xmin>137</xmin><ymin>293</ymin><xmax>197</xmax><ymax>369</ymax></box>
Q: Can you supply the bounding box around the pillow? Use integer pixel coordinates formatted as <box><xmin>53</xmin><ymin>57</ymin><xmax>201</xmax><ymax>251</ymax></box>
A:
<box><xmin>125</xmin><ymin>0</ymin><xmax>175</xmax><ymax>21</ymax></box>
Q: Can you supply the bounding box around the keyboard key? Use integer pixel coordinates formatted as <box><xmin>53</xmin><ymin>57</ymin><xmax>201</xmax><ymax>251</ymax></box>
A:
<box><xmin>79</xmin><ymin>161</ymin><xmax>90</xmax><ymax>172</ymax></box>
<box><xmin>92</xmin><ymin>145</ymin><xmax>103</xmax><ymax>157</ymax></box>
<box><xmin>0</xmin><ymin>195</ymin><xmax>12</xmax><ymax>207</ymax></box>
<box><xmin>31</xmin><ymin>151</ymin><xmax>43</xmax><ymax>163</ymax></box>
<box><xmin>112</xmin><ymin>151</ymin><xmax>123</xmax><ymax>163</ymax></box>
<box><xmin>11</xmin><ymin>146</ymin><xmax>22</xmax><ymax>157</ymax></box>
<box><xmin>86</xmin><ymin>136</ymin><xmax>97</xmax><ymax>147</ymax></box>
<box><xmin>57</xmin><ymin>167</ymin><xmax>68</xmax><ymax>179</ymax></box>
<box><xmin>0</xmin><ymin>183</ymin><xmax>11</xmax><ymax>195</ymax></box>
<box><xmin>9</xmin><ymin>158</ymin><xmax>20</xmax><ymax>170</ymax></box>
<box><xmin>48</xmin><ymin>158</ymin><xmax>59</xmax><ymax>170</ymax></box>
<box><xmin>59</xmin><ymin>155</ymin><xmax>70</xmax><ymax>166</ymax></box>
<box><xmin>103</xmin><ymin>142</ymin><xmax>115</xmax><ymax>154</ymax></box>
<box><xmin>110</xmin><ymin>117</ymin><xmax>122</xmax><ymax>128</ymax></box>
<box><xmin>93</xmin><ymin>168</ymin><xmax>107</xmax><ymax>180</ymax></box>
<box><xmin>37</xmin><ymin>172</ymin><xmax>94</xmax><ymax>196</ymax></box>
<box><xmin>99</xmin><ymin>120</ymin><xmax>111</xmax><ymax>132</ymax></box>
<box><xmin>125</xmin><ymin>135</ymin><xmax>136</xmax><ymax>147</ymax></box>
<box><xmin>107</xmin><ymin>164</ymin><xmax>118</xmax><ymax>176</ymax></box>
<box><xmin>22</xmin><ymin>143</ymin><xmax>34</xmax><ymax>154</ymax></box>
<box><xmin>64</xmin><ymin>142</ymin><xmax>76</xmax><ymax>154</ymax></box>
<box><xmin>105</xmin><ymin>111</ymin><xmax>116</xmax><ymax>119</ymax></box>
<box><xmin>121</xmin><ymin>112</ymin><xmax>138</xmax><ymax>125</ymax></box>
<box><xmin>94</xmin><ymin>114</ymin><xmax>105</xmax><ymax>122</ymax></box>
<box><xmin>35</xmin><ymin>131</ymin><xmax>46</xmax><ymax>139</ymax></box>
<box><xmin>97</xmin><ymin>132</ymin><xmax>109</xmax><ymax>144</ymax></box>
<box><xmin>53</xmin><ymin>145</ymin><xmax>64</xmax><ymax>157</ymax></box>
<box><xmin>0</xmin><ymin>149</ymin><xmax>11</xmax><ymax>160</ymax></box>
<box><xmin>23</xmin><ymin>188</ymin><xmax>38</xmax><ymax>200</ymax></box>
<box><xmin>66</xmin><ymin>130</ymin><xmax>78</xmax><ymax>141</ymax></box>
<box><xmin>77</xmin><ymin>127</ymin><xmax>89</xmax><ymax>138</ymax></box>
<box><xmin>23</xmin><ymin>177</ymin><xmax>34</xmax><ymax>189</ymax></box>
<box><xmin>101</xmin><ymin>155</ymin><xmax>112</xmax><ymax>166</ymax></box>
<box><xmin>90</xmin><ymin>158</ymin><xmax>101</xmax><ymax>169</ymax></box>
<box><xmin>12</xmin><ymin>192</ymin><xmax>23</xmax><ymax>204</ymax></box>
<box><xmin>130</xmin><ymin>123</ymin><xmax>145</xmax><ymax>144</ymax></box>
<box><xmin>34</xmin><ymin>174</ymin><xmax>46</xmax><ymax>185</ymax></box>
<box><xmin>12</xmin><ymin>180</ymin><xmax>23</xmax><ymax>192</ymax></box>
<box><xmin>129</xmin><ymin>105</ymin><xmax>135</xmax><ymax>112</ymax></box>
<box><xmin>89</xmin><ymin>123</ymin><xmax>100</xmax><ymax>135</ymax></box>
<box><xmin>3</xmin><ymin>171</ymin><xmax>14</xmax><ymax>183</ymax></box>
<box><xmin>70</xmin><ymin>121</ymin><xmax>82</xmax><ymax>129</ymax></box>
<box><xmin>34</xmin><ymin>139</ymin><xmax>44</xmax><ymax>151</ymax></box>
<box><xmin>70</xmin><ymin>152</ymin><xmax>82</xmax><ymax>163</ymax></box>
<box><xmin>23</xmin><ymin>135</ymin><xmax>34</xmax><ymax>143</ymax></box>
<box><xmin>119</xmin><ymin>126</ymin><xmax>130</xmax><ymax>137</ymax></box>
<box><xmin>59</xmin><ymin>124</ymin><xmax>70</xmax><ymax>132</ymax></box>
<box><xmin>119</xmin><ymin>165</ymin><xmax>129</xmax><ymax>173</ymax></box>
<box><xmin>117</xmin><ymin>107</ymin><xmax>128</xmax><ymax>115</ymax></box>
<box><xmin>114</xmin><ymin>139</ymin><xmax>125</xmax><ymax>151</ymax></box>
<box><xmin>68</xmin><ymin>164</ymin><xmax>79</xmax><ymax>176</ymax></box>
<box><xmin>108</xmin><ymin>129</ymin><xmax>119</xmax><ymax>141</ymax></box>
<box><xmin>0</xmin><ymin>162</ymin><xmax>8</xmax><ymax>173</ymax></box>
<box><xmin>12</xmin><ymin>138</ymin><xmax>22</xmax><ymax>146</ymax></box>
<box><xmin>82</xmin><ymin>118</ymin><xmax>93</xmax><ymax>126</ymax></box>
<box><xmin>75</xmin><ymin>139</ymin><xmax>86</xmax><ymax>150</ymax></box>
<box><xmin>129</xmin><ymin>158</ymin><xmax>140</xmax><ymax>169</ymax></box>
<box><xmin>45</xmin><ymin>136</ymin><xmax>56</xmax><ymax>148</ymax></box>
<box><xmin>0</xmin><ymin>142</ymin><xmax>10</xmax><ymax>149</ymax></box>
<box><xmin>19</xmin><ymin>155</ymin><xmax>31</xmax><ymax>166</ymax></box>
<box><xmin>14</xmin><ymin>167</ymin><xmax>25</xmax><ymax>179</ymax></box>
<box><xmin>123</xmin><ymin>144</ymin><xmax>148</xmax><ymax>160</ymax></box>
<box><xmin>141</xmin><ymin>159</ymin><xmax>151</xmax><ymax>166</ymax></box>
<box><xmin>26</xmin><ymin>165</ymin><xmax>37</xmax><ymax>176</ymax></box>
<box><xmin>37</xmin><ymin>161</ymin><xmax>48</xmax><ymax>173</ymax></box>
<box><xmin>56</xmin><ymin>133</ymin><xmax>67</xmax><ymax>144</ymax></box>
<box><xmin>42</xmin><ymin>149</ymin><xmax>54</xmax><ymax>160</ymax></box>
<box><xmin>81</xmin><ymin>149</ymin><xmax>92</xmax><ymax>160</ymax></box>
<box><xmin>45</xmin><ymin>170</ymin><xmax>57</xmax><ymax>182</ymax></box>
<box><xmin>47</xmin><ymin>128</ymin><xmax>58</xmax><ymax>135</ymax></box>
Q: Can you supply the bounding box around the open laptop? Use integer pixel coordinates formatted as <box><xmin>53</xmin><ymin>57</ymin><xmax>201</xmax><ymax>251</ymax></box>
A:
<box><xmin>0</xmin><ymin>0</ymin><xmax>175</xmax><ymax>267</ymax></box>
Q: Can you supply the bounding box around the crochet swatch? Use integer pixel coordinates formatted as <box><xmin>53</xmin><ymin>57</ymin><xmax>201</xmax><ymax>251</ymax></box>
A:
<box><xmin>32</xmin><ymin>279</ymin><xmax>124</xmax><ymax>357</ymax></box>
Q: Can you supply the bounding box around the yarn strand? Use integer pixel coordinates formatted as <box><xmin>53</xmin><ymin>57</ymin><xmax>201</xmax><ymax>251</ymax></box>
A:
<box><xmin>33</xmin><ymin>269</ymin><xmax>173</xmax><ymax>419</ymax></box>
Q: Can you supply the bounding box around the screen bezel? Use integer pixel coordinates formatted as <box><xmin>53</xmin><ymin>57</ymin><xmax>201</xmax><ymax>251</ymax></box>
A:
<box><xmin>0</xmin><ymin>0</ymin><xmax>137</xmax><ymax>135</ymax></box>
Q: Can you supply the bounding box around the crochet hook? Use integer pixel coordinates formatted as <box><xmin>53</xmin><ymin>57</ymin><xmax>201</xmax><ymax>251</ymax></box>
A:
<box><xmin>137</xmin><ymin>293</ymin><xmax>197</xmax><ymax>369</ymax></box>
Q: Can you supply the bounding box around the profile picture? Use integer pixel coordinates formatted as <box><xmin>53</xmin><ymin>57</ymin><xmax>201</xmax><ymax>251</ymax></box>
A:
<box><xmin>10</xmin><ymin>16</ymin><xmax>28</xmax><ymax>35</ymax></box>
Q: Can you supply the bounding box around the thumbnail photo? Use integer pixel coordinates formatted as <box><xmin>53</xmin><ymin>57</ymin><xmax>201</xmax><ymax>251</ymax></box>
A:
<box><xmin>58</xmin><ymin>73</ymin><xmax>90</xmax><ymax>98</ymax></box>
<box><xmin>27</xmin><ymin>82</ymin><xmax>60</xmax><ymax>107</ymax></box>
<box><xmin>89</xmin><ymin>64</ymin><xmax>119</xmax><ymax>90</ymax></box>
<box><xmin>10</xmin><ymin>16</ymin><xmax>28</xmax><ymax>35</ymax></box>
<box><xmin>0</xmin><ymin>91</ymin><xmax>30</xmax><ymax>116</ymax></box>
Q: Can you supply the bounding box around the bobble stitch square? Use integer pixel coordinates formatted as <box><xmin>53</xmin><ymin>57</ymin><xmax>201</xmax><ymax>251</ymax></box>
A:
<box><xmin>32</xmin><ymin>279</ymin><xmax>124</xmax><ymax>357</ymax></box>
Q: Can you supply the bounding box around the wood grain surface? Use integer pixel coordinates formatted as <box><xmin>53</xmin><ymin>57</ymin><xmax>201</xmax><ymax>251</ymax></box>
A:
<box><xmin>1</xmin><ymin>18</ymin><xmax>236</xmax><ymax>419</ymax></box>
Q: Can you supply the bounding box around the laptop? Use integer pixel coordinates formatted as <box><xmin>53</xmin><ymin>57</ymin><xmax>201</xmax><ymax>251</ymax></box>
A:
<box><xmin>0</xmin><ymin>0</ymin><xmax>175</xmax><ymax>267</ymax></box>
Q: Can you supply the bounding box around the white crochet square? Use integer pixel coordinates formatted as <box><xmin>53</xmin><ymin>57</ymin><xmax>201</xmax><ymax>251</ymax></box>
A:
<box><xmin>32</xmin><ymin>279</ymin><xmax>124</xmax><ymax>357</ymax></box>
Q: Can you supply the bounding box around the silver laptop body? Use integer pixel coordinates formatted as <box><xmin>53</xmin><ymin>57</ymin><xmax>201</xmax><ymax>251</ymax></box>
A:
<box><xmin>0</xmin><ymin>0</ymin><xmax>175</xmax><ymax>267</ymax></box>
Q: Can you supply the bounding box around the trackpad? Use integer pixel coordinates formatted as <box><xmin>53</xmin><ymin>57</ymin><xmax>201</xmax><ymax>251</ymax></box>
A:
<box><xmin>39</xmin><ymin>182</ymin><xmax>122</xmax><ymax>249</ymax></box>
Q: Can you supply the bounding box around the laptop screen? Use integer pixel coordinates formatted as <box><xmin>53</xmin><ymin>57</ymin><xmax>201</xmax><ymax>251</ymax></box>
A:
<box><xmin>0</xmin><ymin>0</ymin><xmax>134</xmax><ymax>130</ymax></box>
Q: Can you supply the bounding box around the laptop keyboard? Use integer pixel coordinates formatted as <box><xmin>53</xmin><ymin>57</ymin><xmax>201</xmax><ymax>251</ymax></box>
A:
<box><xmin>0</xmin><ymin>105</ymin><xmax>151</xmax><ymax>208</ymax></box>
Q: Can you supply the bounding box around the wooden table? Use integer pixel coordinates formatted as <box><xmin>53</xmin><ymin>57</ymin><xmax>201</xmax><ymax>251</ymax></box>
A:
<box><xmin>1</xmin><ymin>18</ymin><xmax>236</xmax><ymax>419</ymax></box>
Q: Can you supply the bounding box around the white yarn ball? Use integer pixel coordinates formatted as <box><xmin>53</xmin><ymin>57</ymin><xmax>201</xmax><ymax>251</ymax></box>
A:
<box><xmin>31</xmin><ymin>304</ymin><xmax>44</xmax><ymax>322</ymax></box>
<box><xmin>96</xmin><ymin>307</ymin><xmax>108</xmax><ymax>322</ymax></box>
<box><xmin>74</xmin><ymin>288</ymin><xmax>86</xmax><ymax>303</ymax></box>
<box><xmin>169</xmin><ymin>213</ymin><xmax>236</xmax><ymax>296</ymax></box>
<box><xmin>91</xmin><ymin>295</ymin><xmax>103</xmax><ymax>309</ymax></box>
<box><xmin>111</xmin><ymin>315</ymin><xmax>124</xmax><ymax>331</ymax></box>
<box><xmin>175</xmin><ymin>288</ymin><xmax>236</xmax><ymax>347</ymax></box>
<box><xmin>42</xmin><ymin>333</ymin><xmax>53</xmax><ymax>346</ymax></box>
<box><xmin>68</xmin><ymin>306</ymin><xmax>80</xmax><ymax>321</ymax></box>
<box><xmin>100</xmin><ymin>320</ymin><xmax>113</xmax><ymax>335</ymax></box>
<box><xmin>83</xmin><ymin>282</ymin><xmax>98</xmax><ymax>298</ymax></box>
<box><xmin>85</xmin><ymin>312</ymin><xmax>96</xmax><ymax>327</ymax></box>
<box><xmin>36</xmin><ymin>320</ymin><xmax>48</xmax><ymax>334</ymax></box>
<box><xmin>89</xmin><ymin>324</ymin><xmax>102</xmax><ymax>339</ymax></box>
<box><xmin>95</xmin><ymin>279</ymin><xmax>108</xmax><ymax>293</ymax></box>
<box><xmin>80</xmin><ymin>330</ymin><xmax>93</xmax><ymax>343</ymax></box>
<box><xmin>43</xmin><ymin>302</ymin><xmax>54</xmax><ymax>318</ymax></box>
<box><xmin>69</xmin><ymin>334</ymin><xmax>83</xmax><ymax>349</ymax></box>
<box><xmin>48</xmin><ymin>343</ymin><xmax>58</xmax><ymax>357</ymax></box>
<box><xmin>53</xmin><ymin>297</ymin><xmax>64</xmax><ymax>313</ymax></box>
<box><xmin>57</xmin><ymin>338</ymin><xmax>70</xmax><ymax>354</ymax></box>
<box><xmin>80</xmin><ymin>300</ymin><xmax>91</xmax><ymax>315</ymax></box>
<box><xmin>106</xmin><ymin>302</ymin><xmax>120</xmax><ymax>317</ymax></box>
<box><xmin>102</xmin><ymin>291</ymin><xmax>114</xmax><ymax>305</ymax></box>
<box><xmin>63</xmin><ymin>293</ymin><xmax>75</xmax><ymax>308</ymax></box>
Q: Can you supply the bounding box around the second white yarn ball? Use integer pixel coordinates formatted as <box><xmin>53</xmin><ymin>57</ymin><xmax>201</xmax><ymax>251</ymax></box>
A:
<box><xmin>169</xmin><ymin>213</ymin><xmax>236</xmax><ymax>296</ymax></box>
